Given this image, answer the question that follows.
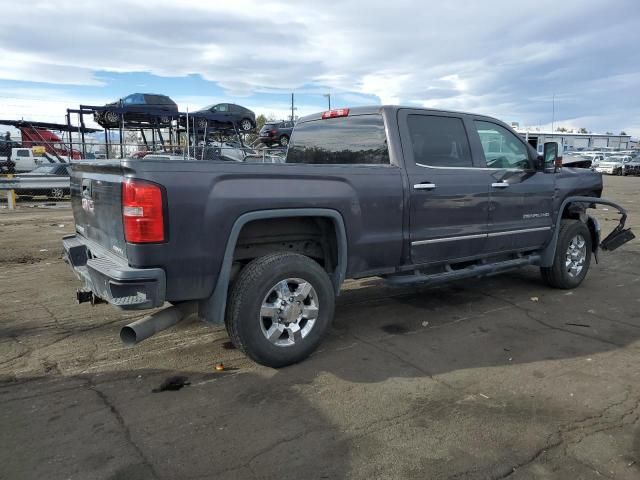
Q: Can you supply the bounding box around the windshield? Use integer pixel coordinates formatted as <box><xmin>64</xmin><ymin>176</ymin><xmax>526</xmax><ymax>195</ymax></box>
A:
<box><xmin>199</xmin><ymin>104</ymin><xmax>227</xmax><ymax>112</ymax></box>
<box><xmin>122</xmin><ymin>94</ymin><xmax>145</xmax><ymax>105</ymax></box>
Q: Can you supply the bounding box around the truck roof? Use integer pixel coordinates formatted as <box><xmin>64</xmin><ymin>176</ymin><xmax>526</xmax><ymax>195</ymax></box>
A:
<box><xmin>297</xmin><ymin>105</ymin><xmax>509</xmax><ymax>127</ymax></box>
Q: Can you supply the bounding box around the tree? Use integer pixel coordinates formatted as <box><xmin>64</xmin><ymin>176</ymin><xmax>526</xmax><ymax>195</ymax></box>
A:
<box><xmin>606</xmin><ymin>132</ymin><xmax>613</xmax><ymax>135</ymax></box>
<box><xmin>620</xmin><ymin>131</ymin><xmax>627</xmax><ymax>136</ymax></box>
<box><xmin>556</xmin><ymin>127</ymin><xmax>568</xmax><ymax>132</ymax></box>
<box><xmin>578</xmin><ymin>127</ymin><xmax>588</xmax><ymax>134</ymax></box>
<box><xmin>255</xmin><ymin>114</ymin><xmax>268</xmax><ymax>132</ymax></box>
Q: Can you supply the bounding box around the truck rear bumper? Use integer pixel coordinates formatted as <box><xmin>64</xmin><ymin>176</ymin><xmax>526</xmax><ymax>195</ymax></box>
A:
<box><xmin>62</xmin><ymin>234</ymin><xmax>166</xmax><ymax>310</ymax></box>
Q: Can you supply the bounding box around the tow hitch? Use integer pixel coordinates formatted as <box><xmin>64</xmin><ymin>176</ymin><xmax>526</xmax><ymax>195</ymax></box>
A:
<box><xmin>76</xmin><ymin>289</ymin><xmax>107</xmax><ymax>305</ymax></box>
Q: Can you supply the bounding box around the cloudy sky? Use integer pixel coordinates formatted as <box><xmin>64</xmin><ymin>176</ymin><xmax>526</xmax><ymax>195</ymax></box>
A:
<box><xmin>0</xmin><ymin>0</ymin><xmax>639</xmax><ymax>135</ymax></box>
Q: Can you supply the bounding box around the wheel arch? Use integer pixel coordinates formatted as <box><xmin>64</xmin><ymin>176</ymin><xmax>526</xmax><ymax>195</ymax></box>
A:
<box><xmin>199</xmin><ymin>208</ymin><xmax>348</xmax><ymax>324</ymax></box>
<box><xmin>540</xmin><ymin>196</ymin><xmax>627</xmax><ymax>267</ymax></box>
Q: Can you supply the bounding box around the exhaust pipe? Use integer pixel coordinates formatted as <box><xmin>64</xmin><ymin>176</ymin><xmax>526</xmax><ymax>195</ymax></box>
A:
<box><xmin>120</xmin><ymin>302</ymin><xmax>197</xmax><ymax>346</ymax></box>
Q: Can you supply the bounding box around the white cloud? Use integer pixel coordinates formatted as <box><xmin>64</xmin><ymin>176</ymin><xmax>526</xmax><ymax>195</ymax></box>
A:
<box><xmin>0</xmin><ymin>0</ymin><xmax>638</xmax><ymax>134</ymax></box>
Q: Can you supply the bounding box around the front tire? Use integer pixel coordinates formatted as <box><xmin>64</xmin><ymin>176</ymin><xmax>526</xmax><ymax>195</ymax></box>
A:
<box><xmin>541</xmin><ymin>220</ymin><xmax>592</xmax><ymax>289</ymax></box>
<box><xmin>239</xmin><ymin>118</ymin><xmax>254</xmax><ymax>132</ymax></box>
<box><xmin>226</xmin><ymin>252</ymin><xmax>335</xmax><ymax>368</ymax></box>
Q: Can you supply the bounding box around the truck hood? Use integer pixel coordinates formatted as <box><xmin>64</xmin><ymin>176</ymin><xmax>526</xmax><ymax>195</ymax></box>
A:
<box><xmin>555</xmin><ymin>167</ymin><xmax>603</xmax><ymax>197</ymax></box>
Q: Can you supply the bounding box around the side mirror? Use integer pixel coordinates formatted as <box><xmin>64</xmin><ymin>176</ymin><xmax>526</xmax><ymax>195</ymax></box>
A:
<box><xmin>543</xmin><ymin>142</ymin><xmax>559</xmax><ymax>171</ymax></box>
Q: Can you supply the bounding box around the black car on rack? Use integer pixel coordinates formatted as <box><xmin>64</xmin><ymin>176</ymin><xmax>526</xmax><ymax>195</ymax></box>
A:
<box><xmin>189</xmin><ymin>103</ymin><xmax>256</xmax><ymax>132</ymax></box>
<box><xmin>94</xmin><ymin>93</ymin><xmax>178</xmax><ymax>128</ymax></box>
<box><xmin>259</xmin><ymin>120</ymin><xmax>295</xmax><ymax>146</ymax></box>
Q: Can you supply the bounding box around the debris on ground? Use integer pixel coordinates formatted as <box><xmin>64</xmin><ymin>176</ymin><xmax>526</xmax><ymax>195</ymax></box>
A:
<box><xmin>565</xmin><ymin>322</ymin><xmax>591</xmax><ymax>328</ymax></box>
<box><xmin>530</xmin><ymin>296</ymin><xmax>539</xmax><ymax>302</ymax></box>
<box><xmin>152</xmin><ymin>375</ymin><xmax>190</xmax><ymax>393</ymax></box>
<box><xmin>421</xmin><ymin>321</ymin><xmax>429</xmax><ymax>327</ymax></box>
<box><xmin>214</xmin><ymin>363</ymin><xmax>225</xmax><ymax>371</ymax></box>
<box><xmin>479</xmin><ymin>393</ymin><xmax>490</xmax><ymax>399</ymax></box>
<box><xmin>222</xmin><ymin>341</ymin><xmax>236</xmax><ymax>350</ymax></box>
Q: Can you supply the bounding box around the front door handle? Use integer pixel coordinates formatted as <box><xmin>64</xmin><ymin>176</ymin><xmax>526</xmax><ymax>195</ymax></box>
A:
<box><xmin>491</xmin><ymin>181</ymin><xmax>509</xmax><ymax>188</ymax></box>
<box><xmin>414</xmin><ymin>182</ymin><xmax>436</xmax><ymax>190</ymax></box>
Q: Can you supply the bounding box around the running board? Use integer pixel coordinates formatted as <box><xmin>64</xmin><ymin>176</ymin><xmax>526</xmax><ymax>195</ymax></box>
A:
<box><xmin>384</xmin><ymin>254</ymin><xmax>541</xmax><ymax>286</ymax></box>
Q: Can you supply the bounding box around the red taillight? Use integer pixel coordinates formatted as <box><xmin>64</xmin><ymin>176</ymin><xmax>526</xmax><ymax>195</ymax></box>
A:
<box><xmin>321</xmin><ymin>108</ymin><xmax>349</xmax><ymax>119</ymax></box>
<box><xmin>122</xmin><ymin>180</ymin><xmax>165</xmax><ymax>243</ymax></box>
<box><xmin>271</xmin><ymin>129</ymin><xmax>277</xmax><ymax>134</ymax></box>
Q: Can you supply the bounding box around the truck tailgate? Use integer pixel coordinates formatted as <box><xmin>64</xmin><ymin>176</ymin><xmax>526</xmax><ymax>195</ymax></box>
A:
<box><xmin>70</xmin><ymin>161</ymin><xmax>127</xmax><ymax>258</ymax></box>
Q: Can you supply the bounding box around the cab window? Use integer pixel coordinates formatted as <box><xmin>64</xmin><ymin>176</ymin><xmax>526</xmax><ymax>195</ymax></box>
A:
<box><xmin>475</xmin><ymin>121</ymin><xmax>530</xmax><ymax>169</ymax></box>
<box><xmin>407</xmin><ymin>115</ymin><xmax>472</xmax><ymax>168</ymax></box>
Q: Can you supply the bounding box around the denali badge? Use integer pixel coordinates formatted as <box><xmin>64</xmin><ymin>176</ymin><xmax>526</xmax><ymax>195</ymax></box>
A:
<box><xmin>523</xmin><ymin>212</ymin><xmax>550</xmax><ymax>219</ymax></box>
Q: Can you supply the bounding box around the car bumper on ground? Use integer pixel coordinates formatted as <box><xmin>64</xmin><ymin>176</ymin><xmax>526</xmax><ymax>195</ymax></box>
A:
<box><xmin>62</xmin><ymin>234</ymin><xmax>165</xmax><ymax>310</ymax></box>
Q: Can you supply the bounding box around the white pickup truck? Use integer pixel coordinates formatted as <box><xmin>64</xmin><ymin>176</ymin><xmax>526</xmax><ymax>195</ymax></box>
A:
<box><xmin>0</xmin><ymin>147</ymin><xmax>54</xmax><ymax>173</ymax></box>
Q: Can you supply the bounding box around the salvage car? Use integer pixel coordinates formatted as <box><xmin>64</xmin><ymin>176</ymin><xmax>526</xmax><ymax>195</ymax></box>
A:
<box><xmin>189</xmin><ymin>103</ymin><xmax>256</xmax><ymax>132</ymax></box>
<box><xmin>259</xmin><ymin>120</ymin><xmax>295</xmax><ymax>146</ymax></box>
<box><xmin>62</xmin><ymin>106</ymin><xmax>634</xmax><ymax>368</ymax></box>
<box><xmin>595</xmin><ymin>155</ymin><xmax>630</xmax><ymax>175</ymax></box>
<box><xmin>623</xmin><ymin>157</ymin><xmax>640</xmax><ymax>176</ymax></box>
<box><xmin>94</xmin><ymin>93</ymin><xmax>178</xmax><ymax>128</ymax></box>
<box><xmin>17</xmin><ymin>163</ymin><xmax>71</xmax><ymax>199</ymax></box>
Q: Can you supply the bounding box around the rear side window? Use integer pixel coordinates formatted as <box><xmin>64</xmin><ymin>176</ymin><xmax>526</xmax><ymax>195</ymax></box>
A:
<box><xmin>16</xmin><ymin>149</ymin><xmax>30</xmax><ymax>157</ymax></box>
<box><xmin>287</xmin><ymin>115</ymin><xmax>389</xmax><ymax>165</ymax></box>
<box><xmin>407</xmin><ymin>115</ymin><xmax>472</xmax><ymax>168</ymax></box>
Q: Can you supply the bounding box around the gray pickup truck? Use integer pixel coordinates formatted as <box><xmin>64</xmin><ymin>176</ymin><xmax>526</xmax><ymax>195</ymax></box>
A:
<box><xmin>63</xmin><ymin>106</ymin><xmax>634</xmax><ymax>367</ymax></box>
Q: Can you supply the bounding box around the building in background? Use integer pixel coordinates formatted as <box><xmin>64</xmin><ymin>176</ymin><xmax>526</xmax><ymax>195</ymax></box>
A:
<box><xmin>515</xmin><ymin>128</ymin><xmax>632</xmax><ymax>154</ymax></box>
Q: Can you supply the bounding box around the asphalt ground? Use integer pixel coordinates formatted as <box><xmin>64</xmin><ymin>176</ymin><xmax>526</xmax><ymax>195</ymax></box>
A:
<box><xmin>1</xmin><ymin>175</ymin><xmax>639</xmax><ymax>479</ymax></box>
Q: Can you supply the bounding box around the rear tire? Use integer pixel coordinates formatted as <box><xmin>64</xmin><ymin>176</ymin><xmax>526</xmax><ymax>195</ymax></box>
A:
<box><xmin>226</xmin><ymin>252</ymin><xmax>335</xmax><ymax>368</ymax></box>
<box><xmin>105</xmin><ymin>111</ymin><xmax>119</xmax><ymax>124</ymax></box>
<box><xmin>279</xmin><ymin>135</ymin><xmax>289</xmax><ymax>146</ymax></box>
<box><xmin>541</xmin><ymin>220</ymin><xmax>592</xmax><ymax>289</ymax></box>
<box><xmin>49</xmin><ymin>187</ymin><xmax>66</xmax><ymax>200</ymax></box>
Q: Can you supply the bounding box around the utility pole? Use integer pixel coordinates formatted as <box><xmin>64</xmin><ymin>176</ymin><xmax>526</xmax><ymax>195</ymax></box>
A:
<box><xmin>291</xmin><ymin>93</ymin><xmax>295</xmax><ymax>121</ymax></box>
<box><xmin>551</xmin><ymin>93</ymin><xmax>555</xmax><ymax>133</ymax></box>
<box><xmin>323</xmin><ymin>93</ymin><xmax>331</xmax><ymax>110</ymax></box>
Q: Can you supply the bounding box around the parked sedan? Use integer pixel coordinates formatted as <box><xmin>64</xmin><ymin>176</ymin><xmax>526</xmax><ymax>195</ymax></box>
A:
<box><xmin>190</xmin><ymin>103</ymin><xmax>256</xmax><ymax>132</ymax></box>
<box><xmin>17</xmin><ymin>164</ymin><xmax>71</xmax><ymax>199</ymax></box>
<box><xmin>259</xmin><ymin>120</ymin><xmax>295</xmax><ymax>146</ymax></box>
<box><xmin>94</xmin><ymin>93</ymin><xmax>178</xmax><ymax>128</ymax></box>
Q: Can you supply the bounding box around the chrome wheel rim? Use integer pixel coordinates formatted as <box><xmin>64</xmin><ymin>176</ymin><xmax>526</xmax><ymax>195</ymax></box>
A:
<box><xmin>106</xmin><ymin>111</ymin><xmax>119</xmax><ymax>123</ymax></box>
<box><xmin>259</xmin><ymin>278</ymin><xmax>319</xmax><ymax>347</ymax></box>
<box><xmin>280</xmin><ymin>136</ymin><xmax>289</xmax><ymax>146</ymax></box>
<box><xmin>241</xmin><ymin>119</ymin><xmax>252</xmax><ymax>131</ymax></box>
<box><xmin>51</xmin><ymin>188</ymin><xmax>64</xmax><ymax>199</ymax></box>
<box><xmin>565</xmin><ymin>234</ymin><xmax>587</xmax><ymax>278</ymax></box>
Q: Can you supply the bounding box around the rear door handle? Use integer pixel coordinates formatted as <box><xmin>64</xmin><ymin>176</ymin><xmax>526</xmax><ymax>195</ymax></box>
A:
<box><xmin>413</xmin><ymin>182</ymin><xmax>436</xmax><ymax>190</ymax></box>
<box><xmin>491</xmin><ymin>181</ymin><xmax>509</xmax><ymax>188</ymax></box>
